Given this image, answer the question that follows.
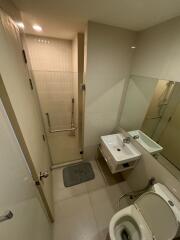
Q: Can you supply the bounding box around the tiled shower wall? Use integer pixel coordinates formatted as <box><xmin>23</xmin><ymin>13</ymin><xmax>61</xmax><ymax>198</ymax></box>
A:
<box><xmin>34</xmin><ymin>70</ymin><xmax>74</xmax><ymax>130</ymax></box>
<box><xmin>26</xmin><ymin>35</ymin><xmax>72</xmax><ymax>71</ymax></box>
<box><xmin>26</xmin><ymin>35</ymin><xmax>75</xmax><ymax>130</ymax></box>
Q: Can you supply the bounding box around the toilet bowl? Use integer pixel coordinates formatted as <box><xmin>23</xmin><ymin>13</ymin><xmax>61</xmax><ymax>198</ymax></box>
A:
<box><xmin>109</xmin><ymin>187</ymin><xmax>179</xmax><ymax>240</ymax></box>
<box><xmin>109</xmin><ymin>205</ymin><xmax>152</xmax><ymax>240</ymax></box>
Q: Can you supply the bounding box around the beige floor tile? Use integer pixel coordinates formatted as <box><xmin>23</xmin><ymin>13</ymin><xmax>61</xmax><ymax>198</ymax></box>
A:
<box><xmin>85</xmin><ymin>161</ymin><xmax>106</xmax><ymax>193</ymax></box>
<box><xmin>53</xmin><ymin>194</ymin><xmax>100</xmax><ymax>240</ymax></box>
<box><xmin>52</xmin><ymin>168</ymin><xmax>64</xmax><ymax>190</ymax></box>
<box><xmin>53</xmin><ymin>183</ymin><xmax>87</xmax><ymax>202</ymax></box>
<box><xmin>89</xmin><ymin>182</ymin><xmax>131</xmax><ymax>238</ymax></box>
<box><xmin>52</xmin><ymin>161</ymin><xmax>131</xmax><ymax>240</ymax></box>
<box><xmin>106</xmin><ymin>182</ymin><xmax>131</xmax><ymax>211</ymax></box>
<box><xmin>89</xmin><ymin>188</ymin><xmax>115</xmax><ymax>237</ymax></box>
<box><xmin>52</xmin><ymin>167</ymin><xmax>87</xmax><ymax>202</ymax></box>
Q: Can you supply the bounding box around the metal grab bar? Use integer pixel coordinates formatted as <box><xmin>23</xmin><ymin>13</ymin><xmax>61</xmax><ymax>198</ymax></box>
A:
<box><xmin>146</xmin><ymin>115</ymin><xmax>162</xmax><ymax>120</ymax></box>
<box><xmin>45</xmin><ymin>112</ymin><xmax>76</xmax><ymax>133</ymax></box>
<box><xmin>0</xmin><ymin>210</ymin><xmax>13</xmax><ymax>223</ymax></box>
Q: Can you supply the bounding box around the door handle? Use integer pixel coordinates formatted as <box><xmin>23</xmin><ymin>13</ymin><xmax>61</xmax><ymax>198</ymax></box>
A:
<box><xmin>0</xmin><ymin>210</ymin><xmax>13</xmax><ymax>223</ymax></box>
<box><xmin>39</xmin><ymin>171</ymin><xmax>49</xmax><ymax>181</ymax></box>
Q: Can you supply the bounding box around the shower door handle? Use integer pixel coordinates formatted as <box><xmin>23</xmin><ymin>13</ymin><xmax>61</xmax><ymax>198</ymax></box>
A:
<box><xmin>0</xmin><ymin>210</ymin><xmax>13</xmax><ymax>223</ymax></box>
<box><xmin>39</xmin><ymin>171</ymin><xmax>49</xmax><ymax>181</ymax></box>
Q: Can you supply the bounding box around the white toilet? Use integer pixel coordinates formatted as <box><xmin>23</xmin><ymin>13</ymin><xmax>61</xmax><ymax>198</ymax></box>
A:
<box><xmin>109</xmin><ymin>183</ymin><xmax>180</xmax><ymax>240</ymax></box>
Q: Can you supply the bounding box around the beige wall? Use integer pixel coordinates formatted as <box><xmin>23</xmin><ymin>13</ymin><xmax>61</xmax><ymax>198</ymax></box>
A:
<box><xmin>121</xmin><ymin>130</ymin><xmax>180</xmax><ymax>201</ymax></box>
<box><xmin>121</xmin><ymin>17</ymin><xmax>180</xmax><ymax>197</ymax></box>
<box><xmin>131</xmin><ymin>17</ymin><xmax>180</xmax><ymax>82</ymax></box>
<box><xmin>84</xmin><ymin>21</ymin><xmax>136</xmax><ymax>159</ymax></box>
<box><xmin>119</xmin><ymin>17</ymin><xmax>180</xmax><ymax>134</ymax></box>
<box><xmin>120</xmin><ymin>75</ymin><xmax>158</xmax><ymax>131</ymax></box>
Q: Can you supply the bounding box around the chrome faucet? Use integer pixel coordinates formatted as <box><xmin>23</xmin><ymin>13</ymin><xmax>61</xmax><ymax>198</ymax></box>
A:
<box><xmin>122</xmin><ymin>136</ymin><xmax>131</xmax><ymax>144</ymax></box>
<box><xmin>133</xmin><ymin>135</ymin><xmax>139</xmax><ymax>140</ymax></box>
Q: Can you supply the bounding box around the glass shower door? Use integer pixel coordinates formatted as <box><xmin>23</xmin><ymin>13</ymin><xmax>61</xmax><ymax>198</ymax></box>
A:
<box><xmin>33</xmin><ymin>70</ymin><xmax>82</xmax><ymax>165</ymax></box>
<box><xmin>0</xmin><ymin>99</ymin><xmax>52</xmax><ymax>240</ymax></box>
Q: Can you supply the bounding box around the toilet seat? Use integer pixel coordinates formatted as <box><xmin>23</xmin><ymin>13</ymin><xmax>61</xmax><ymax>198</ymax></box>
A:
<box><xmin>109</xmin><ymin>192</ymin><xmax>178</xmax><ymax>240</ymax></box>
<box><xmin>135</xmin><ymin>192</ymin><xmax>178</xmax><ymax>240</ymax></box>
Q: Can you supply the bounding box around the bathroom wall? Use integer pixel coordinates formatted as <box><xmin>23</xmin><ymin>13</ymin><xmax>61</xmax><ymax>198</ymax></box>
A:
<box><xmin>122</xmin><ymin>16</ymin><xmax>180</xmax><ymax>199</ymax></box>
<box><xmin>84</xmin><ymin>21</ymin><xmax>136</xmax><ymax>160</ymax></box>
<box><xmin>131</xmin><ymin>16</ymin><xmax>180</xmax><ymax>82</ymax></box>
<box><xmin>119</xmin><ymin>17</ymin><xmax>180</xmax><ymax>134</ymax></box>
<box><xmin>120</xmin><ymin>75</ymin><xmax>158</xmax><ymax>131</ymax></box>
<box><xmin>122</xmin><ymin>129</ymin><xmax>180</xmax><ymax>201</ymax></box>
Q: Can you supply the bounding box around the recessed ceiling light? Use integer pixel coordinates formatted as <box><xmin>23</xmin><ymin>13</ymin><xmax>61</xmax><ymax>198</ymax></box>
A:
<box><xmin>131</xmin><ymin>46</ymin><xmax>136</xmax><ymax>49</ymax></box>
<box><xmin>33</xmin><ymin>24</ymin><xmax>42</xmax><ymax>32</ymax></box>
<box><xmin>16</xmin><ymin>22</ymin><xmax>25</xmax><ymax>29</ymax></box>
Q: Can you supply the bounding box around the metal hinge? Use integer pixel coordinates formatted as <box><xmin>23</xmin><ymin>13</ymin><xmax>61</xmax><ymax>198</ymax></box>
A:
<box><xmin>168</xmin><ymin>116</ymin><xmax>172</xmax><ymax>122</ymax></box>
<box><xmin>81</xmin><ymin>83</ymin><xmax>86</xmax><ymax>91</ymax></box>
<box><xmin>22</xmin><ymin>49</ymin><xmax>27</xmax><ymax>64</ymax></box>
<box><xmin>35</xmin><ymin>181</ymin><xmax>40</xmax><ymax>186</ymax></box>
<box><xmin>42</xmin><ymin>134</ymin><xmax>46</xmax><ymax>141</ymax></box>
<box><xmin>29</xmin><ymin>78</ymin><xmax>34</xmax><ymax>90</ymax></box>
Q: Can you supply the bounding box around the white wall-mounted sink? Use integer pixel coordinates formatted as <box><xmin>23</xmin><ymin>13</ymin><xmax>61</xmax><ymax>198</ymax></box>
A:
<box><xmin>128</xmin><ymin>130</ymin><xmax>163</xmax><ymax>155</ymax></box>
<box><xmin>100</xmin><ymin>133</ymin><xmax>141</xmax><ymax>173</ymax></box>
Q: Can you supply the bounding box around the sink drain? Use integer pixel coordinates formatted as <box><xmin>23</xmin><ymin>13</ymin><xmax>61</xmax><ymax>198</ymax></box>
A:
<box><xmin>117</xmin><ymin>148</ymin><xmax>121</xmax><ymax>151</ymax></box>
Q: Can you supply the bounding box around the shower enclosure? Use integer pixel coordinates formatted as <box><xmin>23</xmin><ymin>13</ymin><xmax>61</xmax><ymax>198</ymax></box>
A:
<box><xmin>26</xmin><ymin>34</ymin><xmax>84</xmax><ymax>166</ymax></box>
<box><xmin>33</xmin><ymin>70</ymin><xmax>83</xmax><ymax>165</ymax></box>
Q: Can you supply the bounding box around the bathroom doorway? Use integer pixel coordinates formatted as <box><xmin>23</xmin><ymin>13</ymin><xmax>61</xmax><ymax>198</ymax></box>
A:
<box><xmin>25</xmin><ymin>34</ymin><xmax>84</xmax><ymax>165</ymax></box>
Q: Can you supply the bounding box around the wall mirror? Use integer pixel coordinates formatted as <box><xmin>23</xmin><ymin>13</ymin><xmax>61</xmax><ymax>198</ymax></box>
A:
<box><xmin>120</xmin><ymin>75</ymin><xmax>180</xmax><ymax>176</ymax></box>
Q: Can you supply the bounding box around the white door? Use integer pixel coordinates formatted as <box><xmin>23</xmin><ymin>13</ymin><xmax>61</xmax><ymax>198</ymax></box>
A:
<box><xmin>0</xmin><ymin>99</ymin><xmax>52</xmax><ymax>240</ymax></box>
<box><xmin>0</xmin><ymin>9</ymin><xmax>53</xmax><ymax>216</ymax></box>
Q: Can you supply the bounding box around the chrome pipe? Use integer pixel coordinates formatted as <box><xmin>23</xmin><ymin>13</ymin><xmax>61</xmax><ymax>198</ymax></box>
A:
<box><xmin>146</xmin><ymin>115</ymin><xmax>161</xmax><ymax>120</ymax></box>
<box><xmin>49</xmin><ymin>127</ymin><xmax>76</xmax><ymax>133</ymax></box>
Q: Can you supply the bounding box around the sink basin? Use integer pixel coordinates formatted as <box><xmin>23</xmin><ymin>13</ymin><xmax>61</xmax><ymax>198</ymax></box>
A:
<box><xmin>100</xmin><ymin>133</ymin><xmax>141</xmax><ymax>173</ymax></box>
<box><xmin>128</xmin><ymin>130</ymin><xmax>163</xmax><ymax>155</ymax></box>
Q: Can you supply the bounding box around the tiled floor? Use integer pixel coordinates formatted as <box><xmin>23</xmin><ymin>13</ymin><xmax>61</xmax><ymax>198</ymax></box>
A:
<box><xmin>52</xmin><ymin>160</ymin><xmax>131</xmax><ymax>240</ymax></box>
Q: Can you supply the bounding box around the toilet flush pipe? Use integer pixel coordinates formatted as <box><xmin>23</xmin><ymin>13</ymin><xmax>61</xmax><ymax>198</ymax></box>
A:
<box><xmin>118</xmin><ymin>178</ymin><xmax>155</xmax><ymax>210</ymax></box>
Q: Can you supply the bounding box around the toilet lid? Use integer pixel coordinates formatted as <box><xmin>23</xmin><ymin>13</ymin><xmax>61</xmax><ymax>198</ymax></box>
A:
<box><xmin>135</xmin><ymin>192</ymin><xmax>178</xmax><ymax>240</ymax></box>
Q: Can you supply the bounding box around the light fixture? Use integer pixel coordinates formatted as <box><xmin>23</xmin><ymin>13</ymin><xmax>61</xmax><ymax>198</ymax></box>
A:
<box><xmin>16</xmin><ymin>22</ymin><xmax>25</xmax><ymax>29</ymax></box>
<box><xmin>32</xmin><ymin>24</ymin><xmax>42</xmax><ymax>32</ymax></box>
<box><xmin>131</xmin><ymin>46</ymin><xmax>136</xmax><ymax>49</ymax></box>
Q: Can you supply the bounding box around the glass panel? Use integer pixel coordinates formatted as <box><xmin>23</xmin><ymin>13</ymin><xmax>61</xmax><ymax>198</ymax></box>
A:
<box><xmin>33</xmin><ymin>70</ymin><xmax>83</xmax><ymax>164</ymax></box>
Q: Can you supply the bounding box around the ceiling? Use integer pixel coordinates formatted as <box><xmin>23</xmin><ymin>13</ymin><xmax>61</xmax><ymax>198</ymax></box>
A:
<box><xmin>13</xmin><ymin>0</ymin><xmax>180</xmax><ymax>39</ymax></box>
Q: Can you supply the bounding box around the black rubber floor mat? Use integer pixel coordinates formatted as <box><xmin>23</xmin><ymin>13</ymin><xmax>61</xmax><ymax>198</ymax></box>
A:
<box><xmin>63</xmin><ymin>162</ymin><xmax>95</xmax><ymax>187</ymax></box>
